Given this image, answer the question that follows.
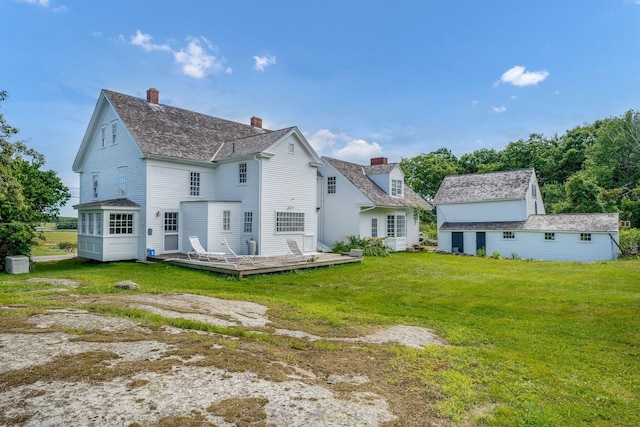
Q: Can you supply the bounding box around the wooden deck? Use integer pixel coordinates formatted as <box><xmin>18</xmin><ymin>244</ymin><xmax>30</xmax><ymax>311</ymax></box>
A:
<box><xmin>147</xmin><ymin>252</ymin><xmax>363</xmax><ymax>278</ymax></box>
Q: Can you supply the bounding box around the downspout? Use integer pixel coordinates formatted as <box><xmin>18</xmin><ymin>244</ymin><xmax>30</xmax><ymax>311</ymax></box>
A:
<box><xmin>254</xmin><ymin>155</ymin><xmax>262</xmax><ymax>254</ymax></box>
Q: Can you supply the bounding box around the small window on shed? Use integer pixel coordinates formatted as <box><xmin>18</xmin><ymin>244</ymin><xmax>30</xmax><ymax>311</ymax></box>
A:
<box><xmin>580</xmin><ymin>233</ymin><xmax>592</xmax><ymax>241</ymax></box>
<box><xmin>503</xmin><ymin>231</ymin><xmax>515</xmax><ymax>239</ymax></box>
<box><xmin>544</xmin><ymin>232</ymin><xmax>555</xmax><ymax>241</ymax></box>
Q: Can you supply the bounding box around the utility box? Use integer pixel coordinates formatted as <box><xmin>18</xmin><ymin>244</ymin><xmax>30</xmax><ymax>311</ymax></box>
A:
<box><xmin>5</xmin><ymin>255</ymin><xmax>30</xmax><ymax>274</ymax></box>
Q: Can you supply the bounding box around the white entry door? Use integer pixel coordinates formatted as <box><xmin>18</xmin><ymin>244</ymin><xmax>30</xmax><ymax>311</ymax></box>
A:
<box><xmin>163</xmin><ymin>212</ymin><xmax>179</xmax><ymax>252</ymax></box>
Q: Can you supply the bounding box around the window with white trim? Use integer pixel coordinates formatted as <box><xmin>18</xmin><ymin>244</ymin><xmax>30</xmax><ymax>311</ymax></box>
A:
<box><xmin>92</xmin><ymin>173</ymin><xmax>99</xmax><ymax>198</ymax></box>
<box><xmin>80</xmin><ymin>213</ymin><xmax>87</xmax><ymax>234</ymax></box>
<box><xmin>580</xmin><ymin>233</ymin><xmax>592</xmax><ymax>241</ymax></box>
<box><xmin>276</xmin><ymin>211</ymin><xmax>305</xmax><ymax>232</ymax></box>
<box><xmin>118</xmin><ymin>167</ymin><xmax>126</xmax><ymax>195</ymax></box>
<box><xmin>386</xmin><ymin>215</ymin><xmax>406</xmax><ymax>237</ymax></box>
<box><xmin>327</xmin><ymin>176</ymin><xmax>336</xmax><ymax>194</ymax></box>
<box><xmin>503</xmin><ymin>231</ymin><xmax>515</xmax><ymax>239</ymax></box>
<box><xmin>544</xmin><ymin>232</ymin><xmax>555</xmax><ymax>241</ymax></box>
<box><xmin>100</xmin><ymin>126</ymin><xmax>106</xmax><ymax>148</ymax></box>
<box><xmin>238</xmin><ymin>162</ymin><xmax>247</xmax><ymax>184</ymax></box>
<box><xmin>532</xmin><ymin>184</ymin><xmax>537</xmax><ymax>198</ymax></box>
<box><xmin>95</xmin><ymin>213</ymin><xmax>102</xmax><ymax>235</ymax></box>
<box><xmin>244</xmin><ymin>212</ymin><xmax>253</xmax><ymax>233</ymax></box>
<box><xmin>88</xmin><ymin>213</ymin><xmax>94</xmax><ymax>235</ymax></box>
<box><xmin>223</xmin><ymin>210</ymin><xmax>231</xmax><ymax>231</ymax></box>
<box><xmin>190</xmin><ymin>172</ymin><xmax>200</xmax><ymax>196</ymax></box>
<box><xmin>111</xmin><ymin>122</ymin><xmax>117</xmax><ymax>145</ymax></box>
<box><xmin>288</xmin><ymin>143</ymin><xmax>294</xmax><ymax>154</ymax></box>
<box><xmin>109</xmin><ymin>213</ymin><xmax>134</xmax><ymax>234</ymax></box>
<box><xmin>371</xmin><ymin>218</ymin><xmax>378</xmax><ymax>237</ymax></box>
<box><xmin>391</xmin><ymin>179</ymin><xmax>403</xmax><ymax>197</ymax></box>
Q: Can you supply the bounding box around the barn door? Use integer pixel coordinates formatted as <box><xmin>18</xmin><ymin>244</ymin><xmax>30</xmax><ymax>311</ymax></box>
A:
<box><xmin>476</xmin><ymin>232</ymin><xmax>486</xmax><ymax>254</ymax></box>
<box><xmin>452</xmin><ymin>232</ymin><xmax>463</xmax><ymax>254</ymax></box>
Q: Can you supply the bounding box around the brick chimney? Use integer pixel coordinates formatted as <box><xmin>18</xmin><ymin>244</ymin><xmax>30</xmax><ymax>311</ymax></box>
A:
<box><xmin>146</xmin><ymin>88</ymin><xmax>159</xmax><ymax>104</ymax></box>
<box><xmin>370</xmin><ymin>157</ymin><xmax>388</xmax><ymax>165</ymax></box>
<box><xmin>250</xmin><ymin>116</ymin><xmax>263</xmax><ymax>128</ymax></box>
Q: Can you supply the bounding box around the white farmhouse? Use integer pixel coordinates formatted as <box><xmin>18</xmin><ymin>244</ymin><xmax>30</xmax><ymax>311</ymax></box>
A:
<box><xmin>433</xmin><ymin>169</ymin><xmax>619</xmax><ymax>262</ymax></box>
<box><xmin>73</xmin><ymin>88</ymin><xmax>323</xmax><ymax>261</ymax></box>
<box><xmin>317</xmin><ymin>157</ymin><xmax>431</xmax><ymax>251</ymax></box>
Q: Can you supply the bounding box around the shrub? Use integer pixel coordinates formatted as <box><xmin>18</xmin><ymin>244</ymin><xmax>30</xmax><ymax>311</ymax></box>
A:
<box><xmin>491</xmin><ymin>251</ymin><xmax>500</xmax><ymax>259</ymax></box>
<box><xmin>476</xmin><ymin>248</ymin><xmax>486</xmax><ymax>257</ymax></box>
<box><xmin>619</xmin><ymin>228</ymin><xmax>640</xmax><ymax>257</ymax></box>
<box><xmin>330</xmin><ymin>235</ymin><xmax>391</xmax><ymax>257</ymax></box>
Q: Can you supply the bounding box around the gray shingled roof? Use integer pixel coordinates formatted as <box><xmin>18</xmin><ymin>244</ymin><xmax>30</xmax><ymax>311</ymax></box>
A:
<box><xmin>441</xmin><ymin>213</ymin><xmax>619</xmax><ymax>232</ymax></box>
<box><xmin>73</xmin><ymin>198</ymin><xmax>140</xmax><ymax>209</ymax></box>
<box><xmin>104</xmin><ymin>90</ymin><xmax>279</xmax><ymax>163</ymax></box>
<box><xmin>213</xmin><ymin>127</ymin><xmax>295</xmax><ymax>160</ymax></box>
<box><xmin>433</xmin><ymin>169</ymin><xmax>535</xmax><ymax>204</ymax></box>
<box><xmin>323</xmin><ymin>157</ymin><xmax>431</xmax><ymax>209</ymax></box>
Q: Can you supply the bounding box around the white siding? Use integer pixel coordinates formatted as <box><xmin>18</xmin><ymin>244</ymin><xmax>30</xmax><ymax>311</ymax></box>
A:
<box><xmin>317</xmin><ymin>162</ymin><xmax>371</xmax><ymax>247</ymax></box>
<box><xmin>436</xmin><ymin>200</ymin><xmax>527</xmax><ymax>229</ymax></box>
<box><xmin>259</xmin><ymin>134</ymin><xmax>319</xmax><ymax>255</ymax></box>
<box><xmin>440</xmin><ymin>230</ymin><xmax>618</xmax><ymax>261</ymax></box>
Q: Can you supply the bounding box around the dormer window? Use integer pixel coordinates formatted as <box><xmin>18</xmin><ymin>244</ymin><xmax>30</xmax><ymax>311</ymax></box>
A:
<box><xmin>391</xmin><ymin>179</ymin><xmax>403</xmax><ymax>197</ymax></box>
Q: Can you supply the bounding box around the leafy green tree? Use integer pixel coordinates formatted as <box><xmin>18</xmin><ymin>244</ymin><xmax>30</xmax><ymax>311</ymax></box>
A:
<box><xmin>0</xmin><ymin>90</ymin><xmax>70</xmax><ymax>265</ymax></box>
<box><xmin>458</xmin><ymin>148</ymin><xmax>501</xmax><ymax>174</ymax></box>
<box><xmin>400</xmin><ymin>148</ymin><xmax>460</xmax><ymax>201</ymax></box>
<box><xmin>554</xmin><ymin>172</ymin><xmax>609</xmax><ymax>213</ymax></box>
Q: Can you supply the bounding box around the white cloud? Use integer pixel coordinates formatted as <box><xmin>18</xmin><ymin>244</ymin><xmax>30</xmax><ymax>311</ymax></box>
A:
<box><xmin>253</xmin><ymin>53</ymin><xmax>276</xmax><ymax>71</ymax></box>
<box><xmin>497</xmin><ymin>65</ymin><xmax>549</xmax><ymax>87</ymax></box>
<box><xmin>131</xmin><ymin>30</ymin><xmax>171</xmax><ymax>52</ymax></box>
<box><xmin>19</xmin><ymin>0</ymin><xmax>67</xmax><ymax>11</ymax></box>
<box><xmin>471</xmin><ymin>100</ymin><xmax>479</xmax><ymax>107</ymax></box>
<box><xmin>128</xmin><ymin>31</ymin><xmax>229</xmax><ymax>79</ymax></box>
<box><xmin>174</xmin><ymin>37</ymin><xmax>225</xmax><ymax>78</ymax></box>
<box><xmin>307</xmin><ymin>129</ymin><xmax>382</xmax><ymax>163</ymax></box>
<box><xmin>490</xmin><ymin>105</ymin><xmax>507</xmax><ymax>113</ymax></box>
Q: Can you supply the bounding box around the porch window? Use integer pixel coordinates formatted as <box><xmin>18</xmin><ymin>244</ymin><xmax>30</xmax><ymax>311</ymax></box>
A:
<box><xmin>223</xmin><ymin>210</ymin><xmax>231</xmax><ymax>231</ymax></box>
<box><xmin>109</xmin><ymin>213</ymin><xmax>134</xmax><ymax>234</ymax></box>
<box><xmin>80</xmin><ymin>213</ymin><xmax>86</xmax><ymax>234</ymax></box>
<box><xmin>544</xmin><ymin>232</ymin><xmax>555</xmax><ymax>240</ymax></box>
<box><xmin>88</xmin><ymin>213</ymin><xmax>94</xmax><ymax>235</ymax></box>
<box><xmin>580</xmin><ymin>233</ymin><xmax>592</xmax><ymax>241</ymax></box>
<box><xmin>371</xmin><ymin>218</ymin><xmax>378</xmax><ymax>237</ymax></box>
<box><xmin>276</xmin><ymin>211</ymin><xmax>304</xmax><ymax>232</ymax></box>
<box><xmin>503</xmin><ymin>231</ymin><xmax>515</xmax><ymax>239</ymax></box>
<box><xmin>239</xmin><ymin>162</ymin><xmax>247</xmax><ymax>184</ymax></box>
<box><xmin>327</xmin><ymin>176</ymin><xmax>336</xmax><ymax>194</ymax></box>
<box><xmin>244</xmin><ymin>212</ymin><xmax>253</xmax><ymax>233</ymax></box>
<box><xmin>190</xmin><ymin>172</ymin><xmax>200</xmax><ymax>196</ymax></box>
<box><xmin>386</xmin><ymin>215</ymin><xmax>406</xmax><ymax>237</ymax></box>
<box><xmin>391</xmin><ymin>179</ymin><xmax>403</xmax><ymax>197</ymax></box>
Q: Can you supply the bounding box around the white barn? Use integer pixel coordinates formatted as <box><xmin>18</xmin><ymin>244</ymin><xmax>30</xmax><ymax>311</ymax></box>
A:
<box><xmin>73</xmin><ymin>88</ymin><xmax>322</xmax><ymax>261</ymax></box>
<box><xmin>433</xmin><ymin>169</ymin><xmax>620</xmax><ymax>262</ymax></box>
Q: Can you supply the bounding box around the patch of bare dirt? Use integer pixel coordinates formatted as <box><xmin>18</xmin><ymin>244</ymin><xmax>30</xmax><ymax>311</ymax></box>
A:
<box><xmin>0</xmin><ymin>289</ymin><xmax>450</xmax><ymax>426</ymax></box>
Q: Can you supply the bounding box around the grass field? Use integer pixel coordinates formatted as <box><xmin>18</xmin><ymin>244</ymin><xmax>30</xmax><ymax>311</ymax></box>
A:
<box><xmin>1</xmin><ymin>252</ymin><xmax>638</xmax><ymax>425</ymax></box>
<box><xmin>31</xmin><ymin>230</ymin><xmax>77</xmax><ymax>256</ymax></box>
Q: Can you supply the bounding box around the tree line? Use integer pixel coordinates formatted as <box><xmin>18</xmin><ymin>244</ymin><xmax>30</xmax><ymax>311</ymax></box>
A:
<box><xmin>400</xmin><ymin>110</ymin><xmax>640</xmax><ymax>227</ymax></box>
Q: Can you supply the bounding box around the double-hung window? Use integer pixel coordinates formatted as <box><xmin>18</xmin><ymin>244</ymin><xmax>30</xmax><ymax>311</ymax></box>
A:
<box><xmin>223</xmin><ymin>210</ymin><xmax>231</xmax><ymax>231</ymax></box>
<box><xmin>190</xmin><ymin>172</ymin><xmax>200</xmax><ymax>196</ymax></box>
<box><xmin>244</xmin><ymin>212</ymin><xmax>253</xmax><ymax>233</ymax></box>
<box><xmin>118</xmin><ymin>167</ymin><xmax>126</xmax><ymax>195</ymax></box>
<box><xmin>391</xmin><ymin>179</ymin><xmax>403</xmax><ymax>197</ymax></box>
<box><xmin>371</xmin><ymin>218</ymin><xmax>378</xmax><ymax>237</ymax></box>
<box><xmin>111</xmin><ymin>122</ymin><xmax>117</xmax><ymax>145</ymax></box>
<box><xmin>239</xmin><ymin>162</ymin><xmax>247</xmax><ymax>184</ymax></box>
<box><xmin>100</xmin><ymin>126</ymin><xmax>106</xmax><ymax>148</ymax></box>
<box><xmin>92</xmin><ymin>173</ymin><xmax>99</xmax><ymax>198</ymax></box>
<box><xmin>327</xmin><ymin>176</ymin><xmax>336</xmax><ymax>194</ymax></box>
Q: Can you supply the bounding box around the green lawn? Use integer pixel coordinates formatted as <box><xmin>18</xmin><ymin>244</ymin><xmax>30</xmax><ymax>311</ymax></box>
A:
<box><xmin>1</xmin><ymin>252</ymin><xmax>638</xmax><ymax>426</ymax></box>
<box><xmin>31</xmin><ymin>230</ymin><xmax>77</xmax><ymax>256</ymax></box>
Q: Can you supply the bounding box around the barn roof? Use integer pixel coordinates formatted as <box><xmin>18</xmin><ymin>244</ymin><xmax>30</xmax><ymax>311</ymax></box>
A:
<box><xmin>440</xmin><ymin>213</ymin><xmax>619</xmax><ymax>232</ymax></box>
<box><xmin>433</xmin><ymin>169</ymin><xmax>535</xmax><ymax>204</ymax></box>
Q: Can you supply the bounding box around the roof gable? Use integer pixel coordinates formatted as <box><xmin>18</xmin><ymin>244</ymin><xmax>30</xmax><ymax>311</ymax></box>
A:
<box><xmin>322</xmin><ymin>157</ymin><xmax>430</xmax><ymax>209</ymax></box>
<box><xmin>433</xmin><ymin>169</ymin><xmax>535</xmax><ymax>205</ymax></box>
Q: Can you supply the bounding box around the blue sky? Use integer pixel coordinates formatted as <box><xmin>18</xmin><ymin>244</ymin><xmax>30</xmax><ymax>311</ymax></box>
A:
<box><xmin>2</xmin><ymin>0</ymin><xmax>640</xmax><ymax>216</ymax></box>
